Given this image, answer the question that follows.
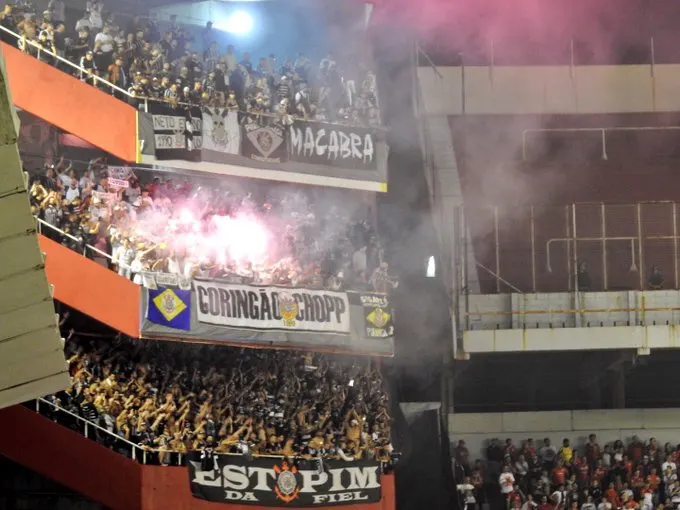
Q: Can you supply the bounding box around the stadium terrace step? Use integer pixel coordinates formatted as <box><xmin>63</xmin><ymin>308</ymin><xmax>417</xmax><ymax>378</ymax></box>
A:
<box><xmin>1</xmin><ymin>42</ymin><xmax>138</xmax><ymax>162</ymax></box>
<box><xmin>0</xmin><ymin>405</ymin><xmax>396</xmax><ymax>510</ymax></box>
<box><xmin>38</xmin><ymin>234</ymin><xmax>141</xmax><ymax>337</ymax></box>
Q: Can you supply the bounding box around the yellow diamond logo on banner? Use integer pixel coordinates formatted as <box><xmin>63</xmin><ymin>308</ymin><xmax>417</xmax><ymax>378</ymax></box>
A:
<box><xmin>152</xmin><ymin>288</ymin><xmax>187</xmax><ymax>322</ymax></box>
<box><xmin>366</xmin><ymin>307</ymin><xmax>390</xmax><ymax>328</ymax></box>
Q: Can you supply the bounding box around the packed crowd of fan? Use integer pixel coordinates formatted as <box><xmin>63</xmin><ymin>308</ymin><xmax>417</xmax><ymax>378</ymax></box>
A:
<box><xmin>43</xmin><ymin>330</ymin><xmax>393</xmax><ymax>464</ymax></box>
<box><xmin>29</xmin><ymin>158</ymin><xmax>397</xmax><ymax>292</ymax></box>
<box><xmin>453</xmin><ymin>435</ymin><xmax>680</xmax><ymax>510</ymax></box>
<box><xmin>0</xmin><ymin>2</ymin><xmax>381</xmax><ymax>126</ymax></box>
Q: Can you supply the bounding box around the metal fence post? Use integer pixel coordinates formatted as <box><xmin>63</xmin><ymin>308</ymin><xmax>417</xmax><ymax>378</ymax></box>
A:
<box><xmin>673</xmin><ymin>202</ymin><xmax>678</xmax><ymax>289</ymax></box>
<box><xmin>601</xmin><ymin>203</ymin><xmax>608</xmax><ymax>290</ymax></box>
<box><xmin>651</xmin><ymin>37</ymin><xmax>656</xmax><ymax>111</ymax></box>
<box><xmin>565</xmin><ymin>205</ymin><xmax>572</xmax><ymax>291</ymax></box>
<box><xmin>530</xmin><ymin>205</ymin><xmax>537</xmax><ymax>292</ymax></box>
<box><xmin>572</xmin><ymin>204</ymin><xmax>579</xmax><ymax>294</ymax></box>
<box><xmin>494</xmin><ymin>206</ymin><xmax>500</xmax><ymax>293</ymax></box>
<box><xmin>571</xmin><ymin>204</ymin><xmax>582</xmax><ymax>327</ymax></box>
<box><xmin>637</xmin><ymin>203</ymin><xmax>644</xmax><ymax>290</ymax></box>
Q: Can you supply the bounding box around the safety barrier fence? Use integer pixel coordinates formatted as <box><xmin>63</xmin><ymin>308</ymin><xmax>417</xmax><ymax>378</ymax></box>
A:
<box><xmin>463</xmin><ymin>202</ymin><xmax>680</xmax><ymax>294</ymax></box>
<box><xmin>34</xmin><ymin>215</ymin><xmax>382</xmax><ymax>294</ymax></box>
<box><xmin>33</xmin><ymin>397</ymin><xmax>329</xmax><ymax>466</ymax></box>
<box><xmin>425</xmin><ymin>34</ymin><xmax>680</xmax><ymax>67</ymax></box>
<box><xmin>35</xmin><ymin>216</ymin><xmax>132</xmax><ymax>271</ymax></box>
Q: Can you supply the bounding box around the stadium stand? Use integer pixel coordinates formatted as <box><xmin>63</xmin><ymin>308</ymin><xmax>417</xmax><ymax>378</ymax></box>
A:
<box><xmin>39</xmin><ymin>325</ymin><xmax>394</xmax><ymax>464</ymax></box>
<box><xmin>0</xmin><ymin>3</ymin><xmax>380</xmax><ymax>127</ymax></box>
<box><xmin>452</xmin><ymin>434</ymin><xmax>680</xmax><ymax>510</ymax></box>
<box><xmin>27</xmin><ymin>157</ymin><xmax>397</xmax><ymax>292</ymax></box>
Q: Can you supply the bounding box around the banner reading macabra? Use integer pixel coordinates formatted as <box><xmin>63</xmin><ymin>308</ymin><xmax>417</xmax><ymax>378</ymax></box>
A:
<box><xmin>138</xmin><ymin>108</ymin><xmax>389</xmax><ymax>192</ymax></box>
<box><xmin>187</xmin><ymin>453</ymin><xmax>382</xmax><ymax>507</ymax></box>
<box><xmin>289</xmin><ymin>120</ymin><xmax>378</xmax><ymax>171</ymax></box>
<box><xmin>139</xmin><ymin>278</ymin><xmax>395</xmax><ymax>356</ymax></box>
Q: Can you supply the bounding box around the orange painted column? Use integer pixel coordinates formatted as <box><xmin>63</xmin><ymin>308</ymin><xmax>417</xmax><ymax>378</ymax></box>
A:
<box><xmin>38</xmin><ymin>235</ymin><xmax>140</xmax><ymax>337</ymax></box>
<box><xmin>2</xmin><ymin>43</ymin><xmax>138</xmax><ymax>162</ymax></box>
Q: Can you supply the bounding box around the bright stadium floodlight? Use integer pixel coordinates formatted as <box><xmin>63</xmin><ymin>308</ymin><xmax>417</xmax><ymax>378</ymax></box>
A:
<box><xmin>221</xmin><ymin>10</ymin><xmax>253</xmax><ymax>35</ymax></box>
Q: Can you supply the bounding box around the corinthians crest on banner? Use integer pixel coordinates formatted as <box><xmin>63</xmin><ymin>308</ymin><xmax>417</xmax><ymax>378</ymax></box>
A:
<box><xmin>241</xmin><ymin>120</ymin><xmax>287</xmax><ymax>163</ymax></box>
<box><xmin>146</xmin><ymin>286</ymin><xmax>191</xmax><ymax>331</ymax></box>
<box><xmin>202</xmin><ymin>108</ymin><xmax>241</xmax><ymax>154</ymax></box>
<box><xmin>187</xmin><ymin>453</ymin><xmax>382</xmax><ymax>507</ymax></box>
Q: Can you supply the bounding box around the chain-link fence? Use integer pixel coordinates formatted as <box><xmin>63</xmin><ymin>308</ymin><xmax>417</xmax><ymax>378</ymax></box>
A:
<box><xmin>465</xmin><ymin>202</ymin><xmax>680</xmax><ymax>294</ymax></box>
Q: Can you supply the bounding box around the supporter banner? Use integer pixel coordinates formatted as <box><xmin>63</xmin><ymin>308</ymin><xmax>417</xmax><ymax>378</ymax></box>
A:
<box><xmin>89</xmin><ymin>206</ymin><xmax>108</xmax><ymax>219</ymax></box>
<box><xmin>187</xmin><ymin>454</ymin><xmax>382</xmax><ymax>507</ymax></box>
<box><xmin>202</xmin><ymin>108</ymin><xmax>240</xmax><ymax>154</ymax></box>
<box><xmin>242</xmin><ymin>122</ymin><xmax>288</xmax><ymax>163</ymax></box>
<box><xmin>107</xmin><ymin>166</ymin><xmax>135</xmax><ymax>180</ymax></box>
<box><xmin>148</xmin><ymin>102</ymin><xmax>203</xmax><ymax>162</ymax></box>
<box><xmin>140</xmin><ymin>280</ymin><xmax>395</xmax><ymax>356</ymax></box>
<box><xmin>91</xmin><ymin>190</ymin><xmax>117</xmax><ymax>204</ymax></box>
<box><xmin>107</xmin><ymin>177</ymin><xmax>129</xmax><ymax>189</ymax></box>
<box><xmin>288</xmin><ymin>120</ymin><xmax>378</xmax><ymax>171</ymax></box>
<box><xmin>196</xmin><ymin>281</ymin><xmax>350</xmax><ymax>333</ymax></box>
<box><xmin>141</xmin><ymin>271</ymin><xmax>192</xmax><ymax>291</ymax></box>
<box><xmin>139</xmin><ymin>111</ymin><xmax>389</xmax><ymax>191</ymax></box>
<box><xmin>359</xmin><ymin>293</ymin><xmax>394</xmax><ymax>339</ymax></box>
<box><xmin>146</xmin><ymin>286</ymin><xmax>191</xmax><ymax>331</ymax></box>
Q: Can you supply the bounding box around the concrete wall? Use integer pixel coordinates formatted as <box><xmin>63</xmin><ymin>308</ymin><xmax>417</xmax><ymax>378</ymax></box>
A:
<box><xmin>418</xmin><ymin>65</ymin><xmax>680</xmax><ymax>115</ymax></box>
<box><xmin>462</xmin><ymin>289</ymin><xmax>680</xmax><ymax>353</ymax></box>
<box><xmin>467</xmin><ymin>290</ymin><xmax>680</xmax><ymax>330</ymax></box>
<box><xmin>448</xmin><ymin>409</ymin><xmax>680</xmax><ymax>461</ymax></box>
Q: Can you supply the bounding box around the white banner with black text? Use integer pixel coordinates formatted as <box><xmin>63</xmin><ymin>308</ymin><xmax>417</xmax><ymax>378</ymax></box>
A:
<box><xmin>195</xmin><ymin>281</ymin><xmax>350</xmax><ymax>333</ymax></box>
<box><xmin>139</xmin><ymin>279</ymin><xmax>395</xmax><ymax>356</ymax></box>
<box><xmin>148</xmin><ymin>103</ymin><xmax>203</xmax><ymax>161</ymax></box>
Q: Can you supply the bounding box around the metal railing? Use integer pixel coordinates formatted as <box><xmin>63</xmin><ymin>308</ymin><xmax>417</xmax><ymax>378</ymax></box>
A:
<box><xmin>34</xmin><ymin>215</ymin><xmax>385</xmax><ymax>293</ymax></box>
<box><xmin>449</xmin><ymin>35</ymin><xmax>667</xmax><ymax>68</ymax></box>
<box><xmin>35</xmin><ymin>397</ymin><xmax>152</xmax><ymax>464</ymax></box>
<box><xmin>1</xmin><ymin>24</ymin><xmax>385</xmax><ymax>130</ymax></box>
<box><xmin>35</xmin><ymin>216</ymin><xmax>133</xmax><ymax>272</ymax></box>
<box><xmin>34</xmin><ymin>397</ymin><xmax>379</xmax><ymax>465</ymax></box>
<box><xmin>2</xmin><ymin>25</ymin><xmax>130</xmax><ymax>97</ymax></box>
<box><xmin>522</xmin><ymin>126</ymin><xmax>680</xmax><ymax>162</ymax></box>
<box><xmin>462</xmin><ymin>202</ymin><xmax>680</xmax><ymax>294</ymax></box>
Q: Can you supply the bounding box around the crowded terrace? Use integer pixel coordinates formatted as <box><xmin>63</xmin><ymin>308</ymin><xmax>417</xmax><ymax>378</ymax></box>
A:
<box><xmin>30</xmin><ymin>158</ymin><xmax>396</xmax><ymax>292</ymax></box>
<box><xmin>40</xmin><ymin>328</ymin><xmax>394</xmax><ymax>464</ymax></box>
<box><xmin>0</xmin><ymin>2</ymin><xmax>381</xmax><ymax>127</ymax></box>
<box><xmin>455</xmin><ymin>436</ymin><xmax>680</xmax><ymax>510</ymax></box>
